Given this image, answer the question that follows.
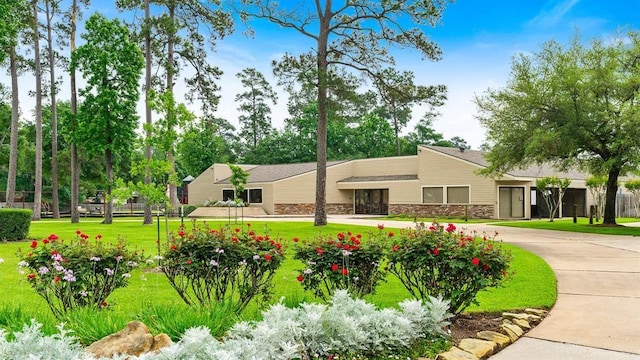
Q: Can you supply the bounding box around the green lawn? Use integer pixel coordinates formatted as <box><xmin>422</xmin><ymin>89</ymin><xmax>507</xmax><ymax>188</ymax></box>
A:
<box><xmin>494</xmin><ymin>217</ymin><xmax>640</xmax><ymax>235</ymax></box>
<box><xmin>0</xmin><ymin>218</ymin><xmax>556</xmax><ymax>338</ymax></box>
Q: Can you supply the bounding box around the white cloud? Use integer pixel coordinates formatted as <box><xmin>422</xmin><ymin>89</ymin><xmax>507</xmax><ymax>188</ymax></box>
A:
<box><xmin>527</xmin><ymin>0</ymin><xmax>580</xmax><ymax>28</ymax></box>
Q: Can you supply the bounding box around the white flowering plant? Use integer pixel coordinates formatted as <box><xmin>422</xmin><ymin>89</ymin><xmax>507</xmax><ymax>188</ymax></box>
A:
<box><xmin>0</xmin><ymin>291</ymin><xmax>452</xmax><ymax>359</ymax></box>
<box><xmin>16</xmin><ymin>232</ymin><xmax>144</xmax><ymax>318</ymax></box>
<box><xmin>293</xmin><ymin>228</ymin><xmax>388</xmax><ymax>301</ymax></box>
<box><xmin>162</xmin><ymin>223</ymin><xmax>284</xmax><ymax>311</ymax></box>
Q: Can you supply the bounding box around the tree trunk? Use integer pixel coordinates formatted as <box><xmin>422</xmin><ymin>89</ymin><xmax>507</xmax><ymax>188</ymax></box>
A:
<box><xmin>46</xmin><ymin>0</ymin><xmax>60</xmax><ymax>219</ymax></box>
<box><xmin>393</xmin><ymin>109</ymin><xmax>401</xmax><ymax>156</ymax></box>
<box><xmin>32</xmin><ymin>0</ymin><xmax>43</xmax><ymax>221</ymax></box>
<box><xmin>70</xmin><ymin>0</ymin><xmax>80</xmax><ymax>223</ymax></box>
<box><xmin>5</xmin><ymin>46</ymin><xmax>20</xmax><ymax>209</ymax></box>
<box><xmin>103</xmin><ymin>148</ymin><xmax>114</xmax><ymax>224</ymax></box>
<box><xmin>314</xmin><ymin>1</ymin><xmax>330</xmax><ymax>226</ymax></box>
<box><xmin>166</xmin><ymin>3</ymin><xmax>179</xmax><ymax>217</ymax></box>
<box><xmin>143</xmin><ymin>0</ymin><xmax>153</xmax><ymax>225</ymax></box>
<box><xmin>603</xmin><ymin>166</ymin><xmax>620</xmax><ymax>225</ymax></box>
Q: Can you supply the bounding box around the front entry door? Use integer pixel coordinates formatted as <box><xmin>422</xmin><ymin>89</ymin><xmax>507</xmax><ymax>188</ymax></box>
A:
<box><xmin>355</xmin><ymin>189</ymin><xmax>389</xmax><ymax>215</ymax></box>
<box><xmin>499</xmin><ymin>187</ymin><xmax>525</xmax><ymax>218</ymax></box>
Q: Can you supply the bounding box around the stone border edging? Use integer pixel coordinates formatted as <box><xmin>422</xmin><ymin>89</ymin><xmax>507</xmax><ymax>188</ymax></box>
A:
<box><xmin>430</xmin><ymin>309</ymin><xmax>549</xmax><ymax>360</ymax></box>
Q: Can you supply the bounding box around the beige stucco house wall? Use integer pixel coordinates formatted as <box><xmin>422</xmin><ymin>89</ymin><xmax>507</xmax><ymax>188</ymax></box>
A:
<box><xmin>187</xmin><ymin>145</ymin><xmax>595</xmax><ymax>219</ymax></box>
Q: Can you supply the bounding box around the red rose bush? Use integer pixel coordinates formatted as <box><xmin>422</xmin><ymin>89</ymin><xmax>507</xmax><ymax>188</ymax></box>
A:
<box><xmin>162</xmin><ymin>223</ymin><xmax>284</xmax><ymax>311</ymax></box>
<box><xmin>293</xmin><ymin>230</ymin><xmax>387</xmax><ymax>300</ymax></box>
<box><xmin>387</xmin><ymin>222</ymin><xmax>511</xmax><ymax>314</ymax></box>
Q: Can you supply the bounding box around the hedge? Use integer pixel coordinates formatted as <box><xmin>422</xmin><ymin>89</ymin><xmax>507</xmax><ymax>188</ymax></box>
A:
<box><xmin>0</xmin><ymin>209</ymin><xmax>32</xmax><ymax>241</ymax></box>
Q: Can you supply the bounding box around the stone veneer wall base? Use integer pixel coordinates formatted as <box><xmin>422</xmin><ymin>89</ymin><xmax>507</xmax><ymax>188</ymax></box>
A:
<box><xmin>274</xmin><ymin>203</ymin><xmax>352</xmax><ymax>216</ymax></box>
<box><xmin>389</xmin><ymin>204</ymin><xmax>494</xmax><ymax>219</ymax></box>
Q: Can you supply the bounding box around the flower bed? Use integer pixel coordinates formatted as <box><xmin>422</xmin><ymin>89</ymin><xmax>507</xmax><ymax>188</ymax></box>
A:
<box><xmin>0</xmin><ymin>291</ymin><xmax>453</xmax><ymax>359</ymax></box>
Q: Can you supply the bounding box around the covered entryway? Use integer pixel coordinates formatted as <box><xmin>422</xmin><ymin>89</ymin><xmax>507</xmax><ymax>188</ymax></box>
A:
<box><xmin>355</xmin><ymin>189</ymin><xmax>388</xmax><ymax>215</ymax></box>
<box><xmin>499</xmin><ymin>187</ymin><xmax>525</xmax><ymax>218</ymax></box>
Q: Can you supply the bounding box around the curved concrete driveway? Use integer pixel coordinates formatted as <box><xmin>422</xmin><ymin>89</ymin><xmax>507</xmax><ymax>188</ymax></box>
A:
<box><xmin>314</xmin><ymin>216</ymin><xmax>640</xmax><ymax>359</ymax></box>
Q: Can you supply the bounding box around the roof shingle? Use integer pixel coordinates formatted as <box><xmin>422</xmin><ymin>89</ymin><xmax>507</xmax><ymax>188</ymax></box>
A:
<box><xmin>216</xmin><ymin>160</ymin><xmax>348</xmax><ymax>184</ymax></box>
<box><xmin>423</xmin><ymin>146</ymin><xmax>587</xmax><ymax>180</ymax></box>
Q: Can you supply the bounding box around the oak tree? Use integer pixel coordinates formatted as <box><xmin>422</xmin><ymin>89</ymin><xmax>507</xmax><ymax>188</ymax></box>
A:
<box><xmin>476</xmin><ymin>32</ymin><xmax>640</xmax><ymax>225</ymax></box>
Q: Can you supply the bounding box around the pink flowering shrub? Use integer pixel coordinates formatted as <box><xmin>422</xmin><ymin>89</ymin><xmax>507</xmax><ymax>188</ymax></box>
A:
<box><xmin>387</xmin><ymin>222</ymin><xmax>511</xmax><ymax>314</ymax></box>
<box><xmin>294</xmin><ymin>228</ymin><xmax>388</xmax><ymax>300</ymax></box>
<box><xmin>17</xmin><ymin>232</ymin><xmax>143</xmax><ymax>318</ymax></box>
<box><xmin>162</xmin><ymin>223</ymin><xmax>284</xmax><ymax>311</ymax></box>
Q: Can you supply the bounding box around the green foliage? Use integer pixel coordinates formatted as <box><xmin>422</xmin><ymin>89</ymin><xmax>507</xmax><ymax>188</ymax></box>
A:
<box><xmin>535</xmin><ymin>176</ymin><xmax>571</xmax><ymax>222</ymax></box>
<box><xmin>386</xmin><ymin>222</ymin><xmax>512</xmax><ymax>314</ymax></box>
<box><xmin>181</xmin><ymin>205</ymin><xmax>197</xmax><ymax>217</ymax></box>
<box><xmin>586</xmin><ymin>175</ymin><xmax>607</xmax><ymax>219</ymax></box>
<box><xmin>476</xmin><ymin>31</ymin><xmax>640</xmax><ymax>224</ymax></box>
<box><xmin>161</xmin><ymin>223</ymin><xmax>284</xmax><ymax>311</ymax></box>
<box><xmin>61</xmin><ymin>307</ymin><xmax>130</xmax><ymax>345</ymax></box>
<box><xmin>137</xmin><ymin>302</ymin><xmax>240</xmax><ymax>341</ymax></box>
<box><xmin>0</xmin><ymin>0</ymin><xmax>29</xmax><ymax>60</ymax></box>
<box><xmin>176</xmin><ymin>117</ymin><xmax>236</xmax><ymax>177</ymax></box>
<box><xmin>624</xmin><ymin>179</ymin><xmax>640</xmax><ymax>192</ymax></box>
<box><xmin>228</xmin><ymin>163</ymin><xmax>249</xmax><ymax>204</ymax></box>
<box><xmin>0</xmin><ymin>209</ymin><xmax>32</xmax><ymax>241</ymax></box>
<box><xmin>71</xmin><ymin>13</ymin><xmax>144</xmax><ymax>222</ymax></box>
<box><xmin>373</xmin><ymin>68</ymin><xmax>447</xmax><ymax>155</ymax></box>
<box><xmin>17</xmin><ymin>232</ymin><xmax>144</xmax><ymax>318</ymax></box>
<box><xmin>241</xmin><ymin>0</ymin><xmax>453</xmax><ymax>226</ymax></box>
<box><xmin>294</xmin><ymin>229</ymin><xmax>387</xmax><ymax>300</ymax></box>
<box><xmin>235</xmin><ymin>68</ymin><xmax>277</xmax><ymax>152</ymax></box>
<box><xmin>624</xmin><ymin>179</ymin><xmax>640</xmax><ymax>218</ymax></box>
<box><xmin>71</xmin><ymin>13</ymin><xmax>143</xmax><ymax>158</ymax></box>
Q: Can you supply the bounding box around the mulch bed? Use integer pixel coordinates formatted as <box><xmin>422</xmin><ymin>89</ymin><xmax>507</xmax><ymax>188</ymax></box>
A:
<box><xmin>449</xmin><ymin>312</ymin><xmax>503</xmax><ymax>344</ymax></box>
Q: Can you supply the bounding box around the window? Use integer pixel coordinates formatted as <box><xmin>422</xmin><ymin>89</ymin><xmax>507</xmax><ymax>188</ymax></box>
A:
<box><xmin>222</xmin><ymin>189</ymin><xmax>234</xmax><ymax>201</ymax></box>
<box><xmin>422</xmin><ymin>187</ymin><xmax>443</xmax><ymax>204</ymax></box>
<box><xmin>249</xmin><ymin>189</ymin><xmax>263</xmax><ymax>203</ymax></box>
<box><xmin>239</xmin><ymin>190</ymin><xmax>248</xmax><ymax>203</ymax></box>
<box><xmin>447</xmin><ymin>186</ymin><xmax>469</xmax><ymax>204</ymax></box>
<box><xmin>223</xmin><ymin>189</ymin><xmax>249</xmax><ymax>203</ymax></box>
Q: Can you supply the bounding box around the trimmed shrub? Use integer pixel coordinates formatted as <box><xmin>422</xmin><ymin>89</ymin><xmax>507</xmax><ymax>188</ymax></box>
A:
<box><xmin>181</xmin><ymin>205</ymin><xmax>197</xmax><ymax>217</ymax></box>
<box><xmin>0</xmin><ymin>209</ymin><xmax>32</xmax><ymax>241</ymax></box>
<box><xmin>17</xmin><ymin>232</ymin><xmax>144</xmax><ymax>318</ymax></box>
<box><xmin>294</xmin><ymin>229</ymin><xmax>387</xmax><ymax>300</ymax></box>
<box><xmin>162</xmin><ymin>223</ymin><xmax>284</xmax><ymax>311</ymax></box>
<box><xmin>387</xmin><ymin>222</ymin><xmax>512</xmax><ymax>314</ymax></box>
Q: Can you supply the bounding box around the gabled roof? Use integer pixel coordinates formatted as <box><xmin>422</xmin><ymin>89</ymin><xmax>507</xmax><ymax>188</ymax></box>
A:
<box><xmin>215</xmin><ymin>160</ymin><xmax>348</xmax><ymax>184</ymax></box>
<box><xmin>423</xmin><ymin>145</ymin><xmax>587</xmax><ymax>180</ymax></box>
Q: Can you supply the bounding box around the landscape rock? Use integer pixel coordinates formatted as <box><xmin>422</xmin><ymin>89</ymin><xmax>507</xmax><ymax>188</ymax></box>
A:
<box><xmin>502</xmin><ymin>312</ymin><xmax>539</xmax><ymax>324</ymax></box>
<box><xmin>436</xmin><ymin>346</ymin><xmax>479</xmax><ymax>360</ymax></box>
<box><xmin>476</xmin><ymin>331</ymin><xmax>511</xmax><ymax>349</ymax></box>
<box><xmin>458</xmin><ymin>338</ymin><xmax>497</xmax><ymax>359</ymax></box>
<box><xmin>150</xmin><ymin>334</ymin><xmax>173</xmax><ymax>353</ymax></box>
<box><xmin>512</xmin><ymin>318</ymin><xmax>531</xmax><ymax>330</ymax></box>
<box><xmin>85</xmin><ymin>321</ymin><xmax>156</xmax><ymax>358</ymax></box>
<box><xmin>500</xmin><ymin>323</ymin><xmax>524</xmax><ymax>342</ymax></box>
<box><xmin>524</xmin><ymin>308</ymin><xmax>548</xmax><ymax>318</ymax></box>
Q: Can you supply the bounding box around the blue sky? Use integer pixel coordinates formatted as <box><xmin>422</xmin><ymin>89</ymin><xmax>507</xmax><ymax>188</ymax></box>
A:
<box><xmin>209</xmin><ymin>0</ymin><xmax>640</xmax><ymax>149</ymax></box>
<box><xmin>6</xmin><ymin>0</ymin><xmax>640</xmax><ymax>150</ymax></box>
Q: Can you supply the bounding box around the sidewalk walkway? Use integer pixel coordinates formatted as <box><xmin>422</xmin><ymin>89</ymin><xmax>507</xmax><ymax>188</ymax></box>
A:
<box><xmin>321</xmin><ymin>216</ymin><xmax>640</xmax><ymax>360</ymax></box>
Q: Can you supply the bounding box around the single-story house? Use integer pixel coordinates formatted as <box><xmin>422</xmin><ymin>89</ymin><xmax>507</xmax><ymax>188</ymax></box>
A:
<box><xmin>187</xmin><ymin>145</ymin><xmax>600</xmax><ymax>219</ymax></box>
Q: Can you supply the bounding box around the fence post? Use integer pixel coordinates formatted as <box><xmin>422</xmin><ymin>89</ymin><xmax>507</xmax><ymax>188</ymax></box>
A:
<box><xmin>573</xmin><ymin>204</ymin><xmax>577</xmax><ymax>223</ymax></box>
<box><xmin>589</xmin><ymin>205</ymin><xmax>594</xmax><ymax>224</ymax></box>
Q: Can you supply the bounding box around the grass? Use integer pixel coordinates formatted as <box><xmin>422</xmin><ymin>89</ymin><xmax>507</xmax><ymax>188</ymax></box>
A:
<box><xmin>494</xmin><ymin>217</ymin><xmax>640</xmax><ymax>235</ymax></box>
<box><xmin>0</xmin><ymin>217</ymin><xmax>557</xmax><ymax>343</ymax></box>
